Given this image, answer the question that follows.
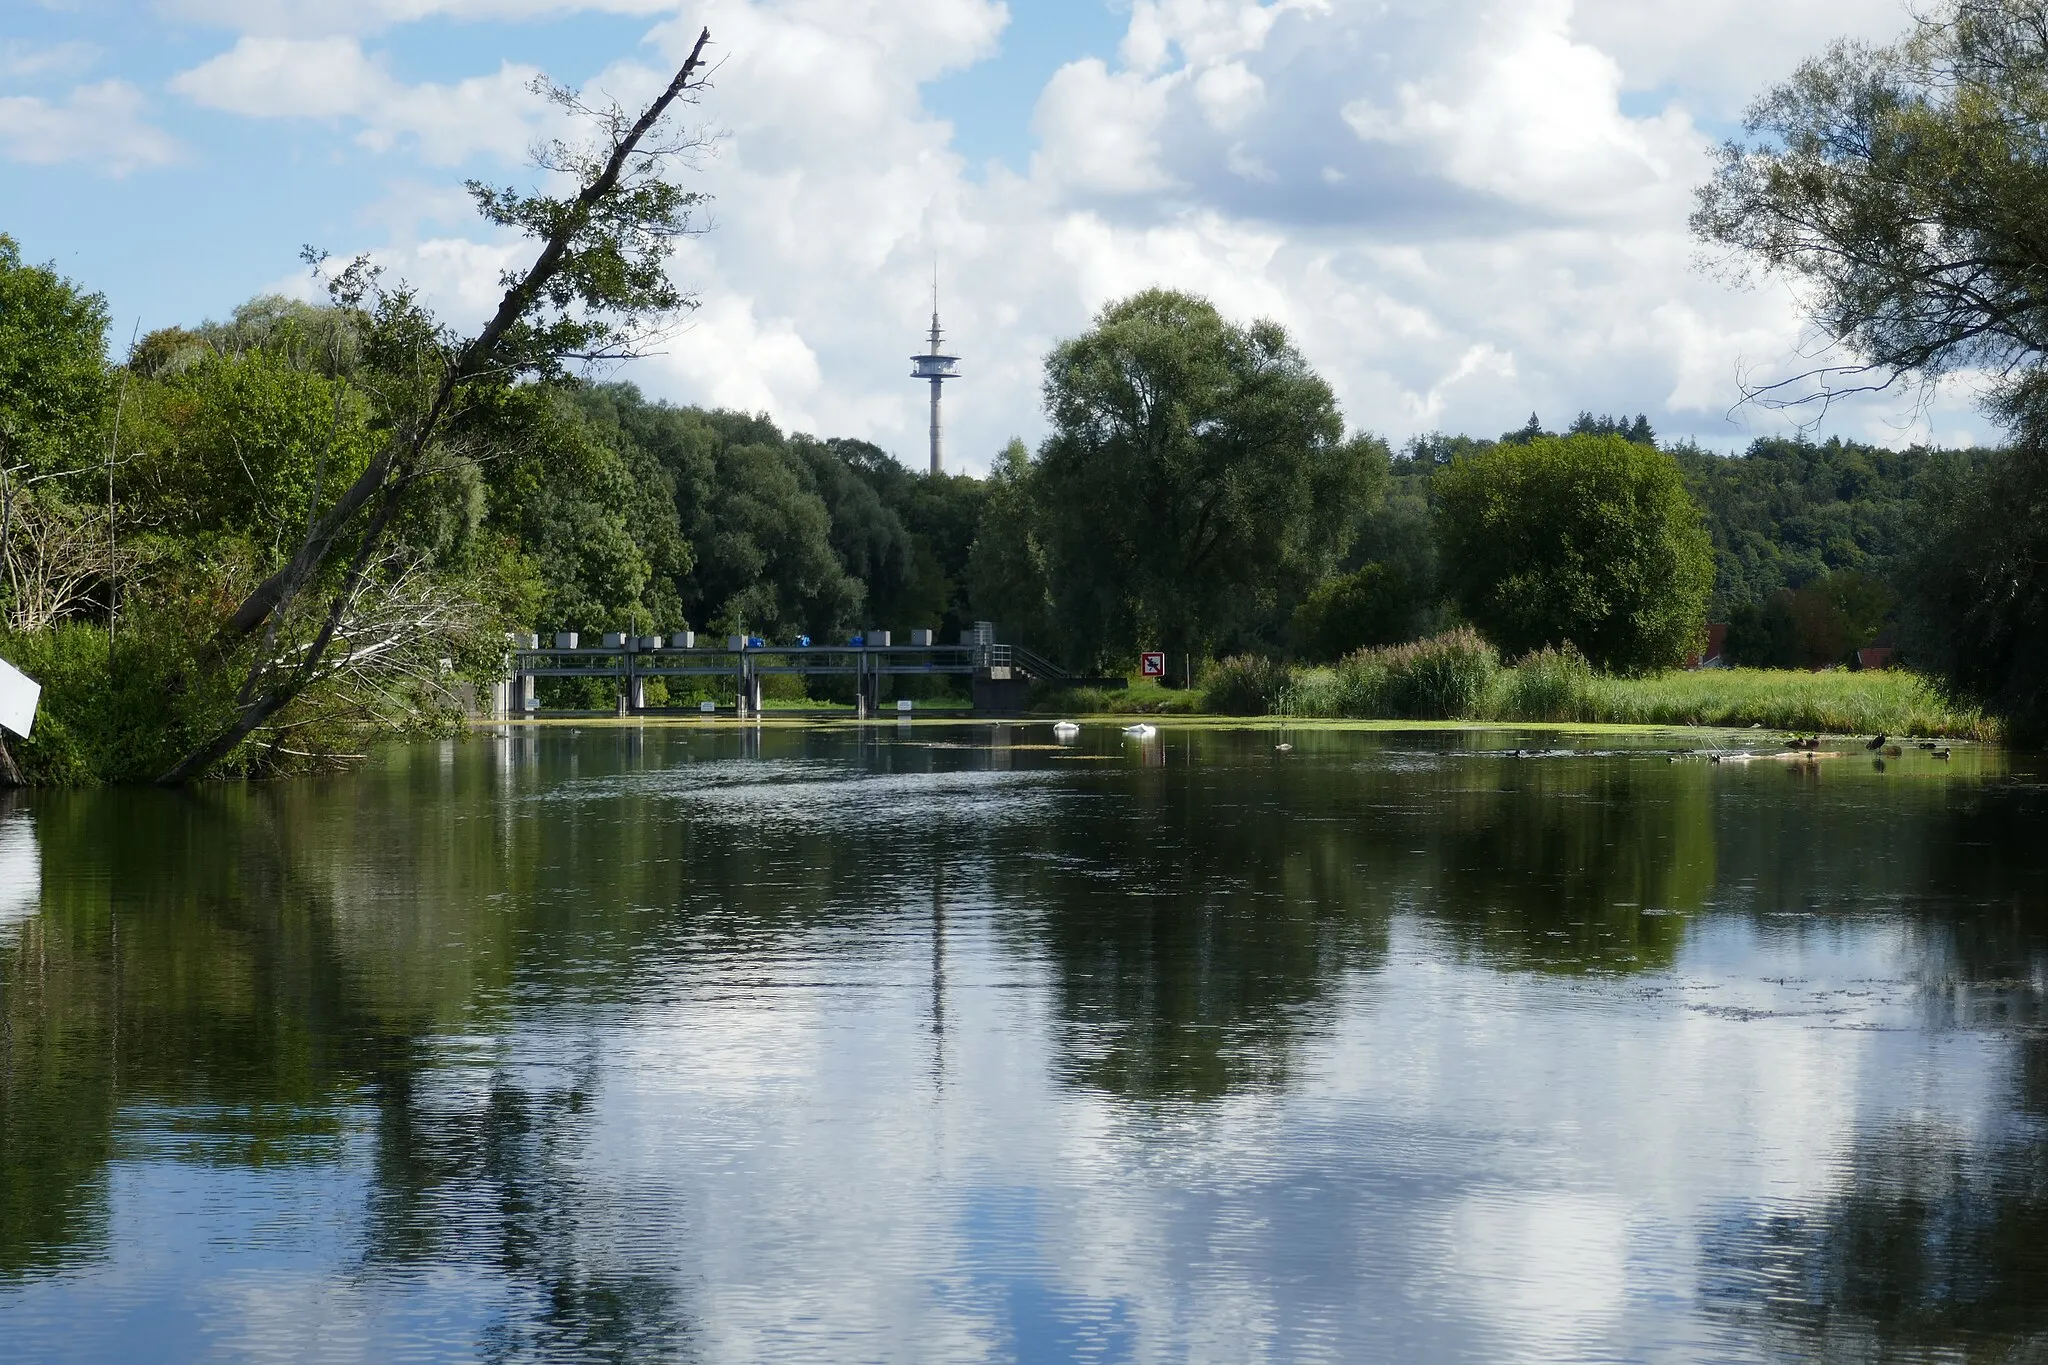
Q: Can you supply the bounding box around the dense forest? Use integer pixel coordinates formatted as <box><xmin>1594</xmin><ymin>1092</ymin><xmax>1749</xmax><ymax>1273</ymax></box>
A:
<box><xmin>117</xmin><ymin>297</ymin><xmax>991</xmax><ymax>657</ymax></box>
<box><xmin>1357</xmin><ymin>415</ymin><xmax>1991</xmax><ymax>672</ymax></box>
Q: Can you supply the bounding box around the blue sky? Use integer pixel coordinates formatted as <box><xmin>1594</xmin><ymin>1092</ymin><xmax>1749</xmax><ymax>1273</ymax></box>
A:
<box><xmin>0</xmin><ymin>0</ymin><xmax>1981</xmax><ymax>472</ymax></box>
<box><xmin>3</xmin><ymin>1</ymin><xmax>1128</xmax><ymax>345</ymax></box>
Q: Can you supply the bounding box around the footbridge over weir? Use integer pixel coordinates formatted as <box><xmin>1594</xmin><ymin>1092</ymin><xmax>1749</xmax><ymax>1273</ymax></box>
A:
<box><xmin>493</xmin><ymin>624</ymin><xmax>1087</xmax><ymax>718</ymax></box>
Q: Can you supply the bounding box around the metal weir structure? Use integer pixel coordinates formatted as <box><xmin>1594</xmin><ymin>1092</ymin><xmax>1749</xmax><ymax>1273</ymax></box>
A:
<box><xmin>495</xmin><ymin>625</ymin><xmax>1075</xmax><ymax>718</ymax></box>
<box><xmin>910</xmin><ymin>275</ymin><xmax>959</xmax><ymax>475</ymax></box>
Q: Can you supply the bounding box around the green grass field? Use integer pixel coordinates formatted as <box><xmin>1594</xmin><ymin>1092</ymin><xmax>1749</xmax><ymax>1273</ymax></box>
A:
<box><xmin>1039</xmin><ymin>665</ymin><xmax>1990</xmax><ymax>738</ymax></box>
<box><xmin>1564</xmin><ymin>668</ymin><xmax>1987</xmax><ymax>738</ymax></box>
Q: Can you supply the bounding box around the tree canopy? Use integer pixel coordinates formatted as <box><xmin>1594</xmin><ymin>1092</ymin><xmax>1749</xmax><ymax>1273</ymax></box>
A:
<box><xmin>1030</xmin><ymin>289</ymin><xmax>1383</xmax><ymax>676</ymax></box>
<box><xmin>0</xmin><ymin>235</ymin><xmax>111</xmax><ymax>481</ymax></box>
<box><xmin>1694</xmin><ymin>0</ymin><xmax>2048</xmax><ymax>728</ymax></box>
<box><xmin>1434</xmin><ymin>433</ymin><xmax>1715</xmax><ymax>672</ymax></box>
<box><xmin>1693</xmin><ymin>0</ymin><xmax>2048</xmax><ymax>430</ymax></box>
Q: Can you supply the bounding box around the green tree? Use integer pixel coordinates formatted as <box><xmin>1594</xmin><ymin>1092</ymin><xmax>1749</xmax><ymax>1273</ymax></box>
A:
<box><xmin>485</xmin><ymin>388</ymin><xmax>687</xmax><ymax>639</ymax></box>
<box><xmin>1569</xmin><ymin>411</ymin><xmax>1657</xmax><ymax>445</ymax></box>
<box><xmin>581</xmin><ymin>390</ymin><xmax>863</xmax><ymax>639</ymax></box>
<box><xmin>1434</xmin><ymin>433</ymin><xmax>1714</xmax><ymax>671</ymax></box>
<box><xmin>0</xmin><ymin>239</ymin><xmax>116</xmax><ymax>783</ymax></box>
<box><xmin>1725</xmin><ymin>570</ymin><xmax>1897</xmax><ymax>669</ymax></box>
<box><xmin>1034</xmin><ymin>289</ymin><xmax>1379</xmax><ymax>679</ymax></box>
<box><xmin>1289</xmin><ymin>562</ymin><xmax>1415</xmax><ymax>662</ymax></box>
<box><xmin>785</xmin><ymin>435</ymin><xmax>919</xmax><ymax>626</ymax></box>
<box><xmin>1692</xmin><ymin>0</ymin><xmax>2048</xmax><ymax>732</ymax></box>
<box><xmin>128</xmin><ymin>350</ymin><xmax>380</xmax><ymax>560</ymax></box>
<box><xmin>1672</xmin><ymin>436</ymin><xmax>1978</xmax><ymax>616</ymax></box>
<box><xmin>1900</xmin><ymin>450</ymin><xmax>2048</xmax><ymax>740</ymax></box>
<box><xmin>967</xmin><ymin>438</ymin><xmax>1055</xmax><ymax>645</ymax></box>
<box><xmin>828</xmin><ymin>438</ymin><xmax>989</xmax><ymax>639</ymax></box>
<box><xmin>161</xmin><ymin>29</ymin><xmax>717</xmax><ymax>782</ymax></box>
<box><xmin>1693</xmin><ymin>1</ymin><xmax>2048</xmax><ymax>430</ymax></box>
<box><xmin>0</xmin><ymin>235</ymin><xmax>110</xmax><ymax>482</ymax></box>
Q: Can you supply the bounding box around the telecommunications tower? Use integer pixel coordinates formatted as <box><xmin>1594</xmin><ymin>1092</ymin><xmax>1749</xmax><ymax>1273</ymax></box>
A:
<box><xmin>909</xmin><ymin>273</ymin><xmax>959</xmax><ymax>475</ymax></box>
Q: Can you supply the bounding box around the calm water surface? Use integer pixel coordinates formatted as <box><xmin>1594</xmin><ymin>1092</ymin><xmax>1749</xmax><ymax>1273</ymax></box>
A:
<box><xmin>2</xmin><ymin>723</ymin><xmax>2045</xmax><ymax>1363</ymax></box>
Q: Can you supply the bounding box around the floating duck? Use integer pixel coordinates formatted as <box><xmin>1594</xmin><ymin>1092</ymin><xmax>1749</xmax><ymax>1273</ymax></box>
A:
<box><xmin>1052</xmin><ymin>721</ymin><xmax>1081</xmax><ymax>738</ymax></box>
<box><xmin>1933</xmin><ymin>748</ymin><xmax>1952</xmax><ymax>760</ymax></box>
<box><xmin>1122</xmin><ymin>723</ymin><xmax>1158</xmax><ymax>739</ymax></box>
<box><xmin>1274</xmin><ymin>742</ymin><xmax>1293</xmax><ymax>753</ymax></box>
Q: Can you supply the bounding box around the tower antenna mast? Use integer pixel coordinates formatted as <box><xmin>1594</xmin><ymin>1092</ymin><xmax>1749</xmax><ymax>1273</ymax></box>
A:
<box><xmin>909</xmin><ymin>262</ymin><xmax>959</xmax><ymax>475</ymax></box>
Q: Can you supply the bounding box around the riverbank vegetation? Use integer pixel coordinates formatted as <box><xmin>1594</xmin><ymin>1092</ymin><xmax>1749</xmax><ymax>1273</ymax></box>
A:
<box><xmin>0</xmin><ymin>254</ymin><xmax>2011</xmax><ymax>780</ymax></box>
<box><xmin>1035</xmin><ymin>638</ymin><xmax>1988</xmax><ymax>739</ymax></box>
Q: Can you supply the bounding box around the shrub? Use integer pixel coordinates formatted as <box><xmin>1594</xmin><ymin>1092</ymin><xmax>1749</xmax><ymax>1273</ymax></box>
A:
<box><xmin>1200</xmin><ymin>654</ymin><xmax>1290</xmax><ymax>715</ymax></box>
<box><xmin>1499</xmin><ymin>643</ymin><xmax>1597</xmax><ymax>721</ymax></box>
<box><xmin>1</xmin><ymin>616</ymin><xmax>233</xmax><ymax>784</ymax></box>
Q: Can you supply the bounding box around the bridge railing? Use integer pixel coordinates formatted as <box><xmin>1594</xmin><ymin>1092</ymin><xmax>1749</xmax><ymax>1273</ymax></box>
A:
<box><xmin>495</xmin><ymin>625</ymin><xmax>1082</xmax><ymax>715</ymax></box>
<box><xmin>987</xmin><ymin>644</ymin><xmax>1069</xmax><ymax>681</ymax></box>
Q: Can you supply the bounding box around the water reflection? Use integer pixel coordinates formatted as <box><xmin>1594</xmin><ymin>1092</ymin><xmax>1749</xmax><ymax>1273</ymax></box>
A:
<box><xmin>1425</xmin><ymin>762</ymin><xmax>1713</xmax><ymax>972</ymax></box>
<box><xmin>1703</xmin><ymin>1083</ymin><xmax>2048</xmax><ymax>1362</ymax></box>
<box><xmin>0</xmin><ymin>797</ymin><xmax>36</xmax><ymax>936</ymax></box>
<box><xmin>0</xmin><ymin>726</ymin><xmax>2042</xmax><ymax>1361</ymax></box>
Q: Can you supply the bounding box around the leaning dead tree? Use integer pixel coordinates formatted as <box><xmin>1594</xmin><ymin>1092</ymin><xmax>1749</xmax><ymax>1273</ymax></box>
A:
<box><xmin>159</xmin><ymin>27</ymin><xmax>715</xmax><ymax>783</ymax></box>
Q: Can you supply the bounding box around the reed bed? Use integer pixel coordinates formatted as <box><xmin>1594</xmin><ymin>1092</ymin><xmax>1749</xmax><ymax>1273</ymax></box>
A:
<box><xmin>1035</xmin><ymin>632</ymin><xmax>1991</xmax><ymax>738</ymax></box>
<box><xmin>1271</xmin><ymin>635</ymin><xmax>1987</xmax><ymax>737</ymax></box>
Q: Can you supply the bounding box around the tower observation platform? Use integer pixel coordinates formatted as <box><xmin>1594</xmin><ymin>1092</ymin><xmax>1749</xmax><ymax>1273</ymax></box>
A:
<box><xmin>911</xmin><ymin>286</ymin><xmax>958</xmax><ymax>475</ymax></box>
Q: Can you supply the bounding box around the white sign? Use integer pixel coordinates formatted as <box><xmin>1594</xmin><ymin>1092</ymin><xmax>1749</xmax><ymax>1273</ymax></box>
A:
<box><xmin>1140</xmin><ymin>652</ymin><xmax>1166</xmax><ymax>679</ymax></box>
<box><xmin>0</xmin><ymin>657</ymin><xmax>39</xmax><ymax>738</ymax></box>
<box><xmin>897</xmin><ymin>699</ymin><xmax>914</xmax><ymax>713</ymax></box>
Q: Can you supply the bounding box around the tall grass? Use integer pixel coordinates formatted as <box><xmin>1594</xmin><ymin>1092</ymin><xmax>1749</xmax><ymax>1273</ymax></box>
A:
<box><xmin>1200</xmin><ymin>655</ymin><xmax>1291</xmax><ymax>715</ymax></box>
<box><xmin>1497</xmin><ymin>644</ymin><xmax>1599</xmax><ymax>722</ymax></box>
<box><xmin>1567</xmin><ymin>668</ymin><xmax>1986</xmax><ymax>737</ymax></box>
<box><xmin>1284</xmin><ymin>628</ymin><xmax>1500</xmax><ymax>720</ymax></box>
<box><xmin>1031</xmin><ymin>630</ymin><xmax>1991</xmax><ymax>737</ymax></box>
<box><xmin>1271</xmin><ymin>630</ymin><xmax>1986</xmax><ymax>737</ymax></box>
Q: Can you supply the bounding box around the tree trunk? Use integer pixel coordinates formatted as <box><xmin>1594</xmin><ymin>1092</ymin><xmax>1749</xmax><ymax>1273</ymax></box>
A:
<box><xmin>157</xmin><ymin>476</ymin><xmax>409</xmax><ymax>784</ymax></box>
<box><xmin>0</xmin><ymin>732</ymin><xmax>23</xmax><ymax>788</ymax></box>
<box><xmin>159</xmin><ymin>27</ymin><xmax>714</xmax><ymax>784</ymax></box>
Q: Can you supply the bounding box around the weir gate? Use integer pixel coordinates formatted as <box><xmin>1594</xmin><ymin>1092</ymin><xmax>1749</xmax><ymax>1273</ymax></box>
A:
<box><xmin>493</xmin><ymin>624</ymin><xmax>1080</xmax><ymax>718</ymax></box>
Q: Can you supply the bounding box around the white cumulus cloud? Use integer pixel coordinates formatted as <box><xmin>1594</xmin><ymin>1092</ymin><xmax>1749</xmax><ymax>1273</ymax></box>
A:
<box><xmin>174</xmin><ymin>0</ymin><xmax>1983</xmax><ymax>469</ymax></box>
<box><xmin>156</xmin><ymin>0</ymin><xmax>678</xmax><ymax>40</ymax></box>
<box><xmin>169</xmin><ymin>36</ymin><xmax>555</xmax><ymax>164</ymax></box>
<box><xmin>0</xmin><ymin>80</ymin><xmax>181</xmax><ymax>175</ymax></box>
<box><xmin>0</xmin><ymin>40</ymin><xmax>100</xmax><ymax>81</ymax></box>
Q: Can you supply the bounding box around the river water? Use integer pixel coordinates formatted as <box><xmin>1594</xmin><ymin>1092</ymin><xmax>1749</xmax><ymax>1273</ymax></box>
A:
<box><xmin>1</xmin><ymin>723</ymin><xmax>2044</xmax><ymax>1363</ymax></box>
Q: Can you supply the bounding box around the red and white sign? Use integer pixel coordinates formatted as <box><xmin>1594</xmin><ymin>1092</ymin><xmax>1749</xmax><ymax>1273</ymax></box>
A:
<box><xmin>1140</xmin><ymin>652</ymin><xmax>1166</xmax><ymax>679</ymax></box>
